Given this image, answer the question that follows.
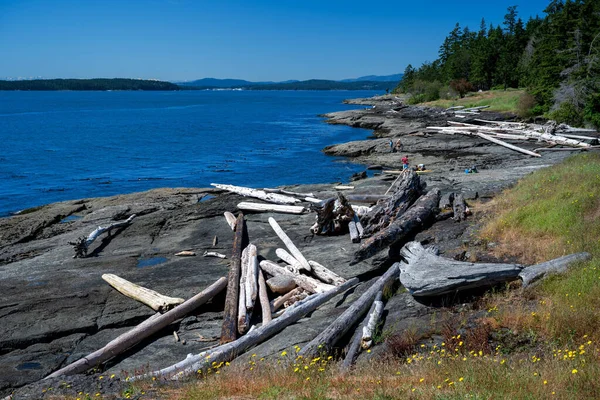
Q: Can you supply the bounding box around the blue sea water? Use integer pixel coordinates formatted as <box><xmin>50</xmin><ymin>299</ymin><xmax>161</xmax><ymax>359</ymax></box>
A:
<box><xmin>0</xmin><ymin>90</ymin><xmax>379</xmax><ymax>217</ymax></box>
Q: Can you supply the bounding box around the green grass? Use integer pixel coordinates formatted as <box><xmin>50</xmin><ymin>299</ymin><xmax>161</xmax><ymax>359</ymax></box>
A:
<box><xmin>423</xmin><ymin>89</ymin><xmax>525</xmax><ymax>113</ymax></box>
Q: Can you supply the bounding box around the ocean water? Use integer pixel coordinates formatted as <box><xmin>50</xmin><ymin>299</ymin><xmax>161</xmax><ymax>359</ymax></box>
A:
<box><xmin>0</xmin><ymin>90</ymin><xmax>379</xmax><ymax>217</ymax></box>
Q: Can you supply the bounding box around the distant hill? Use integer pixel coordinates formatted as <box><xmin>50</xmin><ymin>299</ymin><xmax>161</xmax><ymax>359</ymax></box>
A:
<box><xmin>243</xmin><ymin>79</ymin><xmax>392</xmax><ymax>91</ymax></box>
<box><xmin>340</xmin><ymin>73</ymin><xmax>403</xmax><ymax>83</ymax></box>
<box><xmin>178</xmin><ymin>78</ymin><xmax>260</xmax><ymax>88</ymax></box>
<box><xmin>0</xmin><ymin>78</ymin><xmax>179</xmax><ymax>91</ymax></box>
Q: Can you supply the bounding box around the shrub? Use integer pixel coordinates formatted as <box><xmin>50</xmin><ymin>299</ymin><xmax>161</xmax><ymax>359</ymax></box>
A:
<box><xmin>449</xmin><ymin>79</ymin><xmax>474</xmax><ymax>98</ymax></box>
<box><xmin>516</xmin><ymin>92</ymin><xmax>538</xmax><ymax>118</ymax></box>
<box><xmin>583</xmin><ymin>93</ymin><xmax>600</xmax><ymax>129</ymax></box>
<box><xmin>547</xmin><ymin>101</ymin><xmax>584</xmax><ymax>127</ymax></box>
<box><xmin>405</xmin><ymin>79</ymin><xmax>442</xmax><ymax>104</ymax></box>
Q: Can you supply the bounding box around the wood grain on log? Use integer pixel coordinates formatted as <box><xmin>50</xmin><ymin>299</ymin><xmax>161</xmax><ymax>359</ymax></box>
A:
<box><xmin>519</xmin><ymin>252</ymin><xmax>591</xmax><ymax>287</ymax></box>
<box><xmin>237</xmin><ymin>202</ymin><xmax>306</xmax><ymax>214</ymax></box>
<box><xmin>45</xmin><ymin>277</ymin><xmax>227</xmax><ymax>379</ymax></box>
<box><xmin>257</xmin><ymin>269</ymin><xmax>272</xmax><ymax>325</ymax></box>
<box><xmin>299</xmin><ymin>264</ymin><xmax>399</xmax><ymax>358</ymax></box>
<box><xmin>361</xmin><ymin>300</ymin><xmax>384</xmax><ymax>349</ymax></box>
<box><xmin>268</xmin><ymin>217</ymin><xmax>311</xmax><ymax>272</ymax></box>
<box><xmin>276</xmin><ymin>248</ymin><xmax>303</xmax><ymax>273</ymax></box>
<box><xmin>238</xmin><ymin>246</ymin><xmax>249</xmax><ymax>335</ymax></box>
<box><xmin>399</xmin><ymin>241</ymin><xmax>522</xmax><ymax>296</ymax></box>
<box><xmin>260</xmin><ymin>260</ymin><xmax>334</xmax><ymax>294</ymax></box>
<box><xmin>211</xmin><ymin>183</ymin><xmax>300</xmax><ymax>205</ymax></box>
<box><xmin>452</xmin><ymin>193</ymin><xmax>467</xmax><ymax>222</ymax></box>
<box><xmin>353</xmin><ymin>189</ymin><xmax>440</xmax><ymax>264</ymax></box>
<box><xmin>271</xmin><ymin>288</ymin><xmax>304</xmax><ymax>312</ymax></box>
<box><xmin>220</xmin><ymin>213</ymin><xmax>245</xmax><ymax>344</ymax></box>
<box><xmin>102</xmin><ymin>274</ymin><xmax>184</xmax><ymax>312</ymax></box>
<box><xmin>307</xmin><ymin>260</ymin><xmax>346</xmax><ymax>286</ymax></box>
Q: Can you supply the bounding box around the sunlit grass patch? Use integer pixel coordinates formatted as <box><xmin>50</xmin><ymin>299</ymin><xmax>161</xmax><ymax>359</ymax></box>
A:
<box><xmin>423</xmin><ymin>89</ymin><xmax>524</xmax><ymax>113</ymax></box>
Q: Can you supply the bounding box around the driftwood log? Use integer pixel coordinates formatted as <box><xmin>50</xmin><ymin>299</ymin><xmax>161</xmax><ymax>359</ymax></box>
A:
<box><xmin>299</xmin><ymin>264</ymin><xmax>399</xmax><ymax>358</ymax></box>
<box><xmin>203</xmin><ymin>251</ymin><xmax>227</xmax><ymax>259</ymax></box>
<box><xmin>275</xmin><ymin>248</ymin><xmax>304</xmax><ymax>273</ymax></box>
<box><xmin>133</xmin><ymin>278</ymin><xmax>359</xmax><ymax>381</ymax></box>
<box><xmin>237</xmin><ymin>202</ymin><xmax>306</xmax><ymax>214</ymax></box>
<box><xmin>257</xmin><ymin>269</ymin><xmax>272</xmax><ymax>325</ymax></box>
<box><xmin>352</xmin><ymin>189</ymin><xmax>441</xmax><ymax>264</ymax></box>
<box><xmin>268</xmin><ymin>217</ymin><xmax>311</xmax><ymax>272</ymax></box>
<box><xmin>211</xmin><ymin>183</ymin><xmax>300</xmax><ymax>205</ymax></box>
<box><xmin>101</xmin><ymin>274</ymin><xmax>184</xmax><ymax>312</ymax></box>
<box><xmin>361</xmin><ymin>170</ymin><xmax>424</xmax><ymax>237</ymax></box>
<box><xmin>439</xmin><ymin>192</ymin><xmax>454</xmax><ymax>210</ymax></box>
<box><xmin>340</xmin><ymin>290</ymin><xmax>383</xmax><ymax>372</ymax></box>
<box><xmin>361</xmin><ymin>300</ymin><xmax>384</xmax><ymax>349</ymax></box>
<box><xmin>310</xmin><ymin>192</ymin><xmax>355</xmax><ymax>236</ymax></box>
<box><xmin>238</xmin><ymin>246</ymin><xmax>250</xmax><ymax>334</ymax></box>
<box><xmin>259</xmin><ymin>260</ymin><xmax>334</xmax><ymax>293</ymax></box>
<box><xmin>307</xmin><ymin>260</ymin><xmax>346</xmax><ymax>286</ymax></box>
<box><xmin>223</xmin><ymin>212</ymin><xmax>237</xmax><ymax>230</ymax></box>
<box><xmin>519</xmin><ymin>252</ymin><xmax>591</xmax><ymax>287</ymax></box>
<box><xmin>45</xmin><ymin>277</ymin><xmax>227</xmax><ymax>379</ymax></box>
<box><xmin>69</xmin><ymin>214</ymin><xmax>136</xmax><ymax>258</ymax></box>
<box><xmin>220</xmin><ymin>213</ymin><xmax>246</xmax><ymax>344</ymax></box>
<box><xmin>399</xmin><ymin>242</ymin><xmax>523</xmax><ymax>296</ymax></box>
<box><xmin>263</xmin><ymin>188</ymin><xmax>315</xmax><ymax>198</ymax></box>
<box><xmin>271</xmin><ymin>287</ymin><xmax>304</xmax><ymax>312</ymax></box>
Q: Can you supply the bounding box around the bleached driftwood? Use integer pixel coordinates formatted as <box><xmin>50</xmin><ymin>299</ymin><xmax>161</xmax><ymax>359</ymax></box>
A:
<box><xmin>221</xmin><ymin>213</ymin><xmax>245</xmax><ymax>344</ymax></box>
<box><xmin>268</xmin><ymin>217</ymin><xmax>311</xmax><ymax>272</ymax></box>
<box><xmin>334</xmin><ymin>185</ymin><xmax>355</xmax><ymax>190</ymax></box>
<box><xmin>211</xmin><ymin>183</ymin><xmax>300</xmax><ymax>205</ymax></box>
<box><xmin>45</xmin><ymin>277</ymin><xmax>227</xmax><ymax>379</ymax></box>
<box><xmin>238</xmin><ymin>246</ymin><xmax>249</xmax><ymax>335</ymax></box>
<box><xmin>237</xmin><ymin>201</ymin><xmax>305</xmax><ymax>214</ymax></box>
<box><xmin>340</xmin><ymin>290</ymin><xmax>382</xmax><ymax>372</ymax></box>
<box><xmin>399</xmin><ymin>242</ymin><xmax>523</xmax><ymax>296</ymax></box>
<box><xmin>102</xmin><ymin>274</ymin><xmax>185</xmax><ymax>312</ymax></box>
<box><xmin>299</xmin><ymin>264</ymin><xmax>399</xmax><ymax>358</ymax></box>
<box><xmin>348</xmin><ymin>220</ymin><xmax>360</xmax><ymax>243</ymax></box>
<box><xmin>351</xmin><ymin>205</ymin><xmax>372</xmax><ymax>217</ymax></box>
<box><xmin>276</xmin><ymin>248</ymin><xmax>303</xmax><ymax>273</ymax></box>
<box><xmin>259</xmin><ymin>260</ymin><xmax>334</xmax><ymax>294</ymax></box>
<box><xmin>263</xmin><ymin>188</ymin><xmax>315</xmax><ymax>198</ymax></box>
<box><xmin>307</xmin><ymin>260</ymin><xmax>346</xmax><ymax>286</ymax></box>
<box><xmin>133</xmin><ymin>278</ymin><xmax>359</xmax><ymax>381</ymax></box>
<box><xmin>305</xmin><ymin>197</ymin><xmax>323</xmax><ymax>203</ymax></box>
<box><xmin>361</xmin><ymin>300</ymin><xmax>384</xmax><ymax>349</ymax></box>
<box><xmin>475</xmin><ymin>132</ymin><xmax>541</xmax><ymax>157</ymax></box>
<box><xmin>519</xmin><ymin>252</ymin><xmax>591</xmax><ymax>287</ymax></box>
<box><xmin>353</xmin><ymin>189</ymin><xmax>441</xmax><ymax>263</ymax></box>
<box><xmin>271</xmin><ymin>287</ymin><xmax>304</xmax><ymax>312</ymax></box>
<box><xmin>69</xmin><ymin>214</ymin><xmax>136</xmax><ymax>258</ymax></box>
<box><xmin>203</xmin><ymin>251</ymin><xmax>227</xmax><ymax>259</ymax></box>
<box><xmin>245</xmin><ymin>244</ymin><xmax>258</xmax><ymax>313</ymax></box>
<box><xmin>257</xmin><ymin>269</ymin><xmax>272</xmax><ymax>325</ymax></box>
<box><xmin>175</xmin><ymin>251</ymin><xmax>196</xmax><ymax>257</ymax></box>
<box><xmin>353</xmin><ymin>215</ymin><xmax>365</xmax><ymax>238</ymax></box>
<box><xmin>224</xmin><ymin>212</ymin><xmax>237</xmax><ymax>230</ymax></box>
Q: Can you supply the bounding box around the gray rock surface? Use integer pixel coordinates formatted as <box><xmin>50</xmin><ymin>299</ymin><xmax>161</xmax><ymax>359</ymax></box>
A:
<box><xmin>266</xmin><ymin>275</ymin><xmax>297</xmax><ymax>294</ymax></box>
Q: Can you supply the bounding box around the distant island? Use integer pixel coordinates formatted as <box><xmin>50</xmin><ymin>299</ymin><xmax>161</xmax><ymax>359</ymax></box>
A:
<box><xmin>0</xmin><ymin>74</ymin><xmax>402</xmax><ymax>91</ymax></box>
<box><xmin>0</xmin><ymin>78</ymin><xmax>180</xmax><ymax>91</ymax></box>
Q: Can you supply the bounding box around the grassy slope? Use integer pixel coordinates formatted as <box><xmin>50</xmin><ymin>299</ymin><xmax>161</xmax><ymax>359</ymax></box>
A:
<box><xmin>423</xmin><ymin>89</ymin><xmax>525</xmax><ymax>113</ymax></box>
<box><xmin>117</xmin><ymin>154</ymin><xmax>600</xmax><ymax>400</ymax></box>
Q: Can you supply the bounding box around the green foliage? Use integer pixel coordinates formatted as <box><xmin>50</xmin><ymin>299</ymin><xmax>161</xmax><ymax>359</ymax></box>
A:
<box><xmin>406</xmin><ymin>80</ymin><xmax>442</xmax><ymax>104</ymax></box>
<box><xmin>583</xmin><ymin>93</ymin><xmax>600</xmax><ymax>129</ymax></box>
<box><xmin>516</xmin><ymin>92</ymin><xmax>538</xmax><ymax>118</ymax></box>
<box><xmin>548</xmin><ymin>102</ymin><xmax>585</xmax><ymax>127</ymax></box>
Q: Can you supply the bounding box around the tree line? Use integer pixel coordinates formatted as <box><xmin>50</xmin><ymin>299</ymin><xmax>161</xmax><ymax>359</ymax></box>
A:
<box><xmin>0</xmin><ymin>78</ymin><xmax>180</xmax><ymax>91</ymax></box>
<box><xmin>395</xmin><ymin>0</ymin><xmax>600</xmax><ymax>127</ymax></box>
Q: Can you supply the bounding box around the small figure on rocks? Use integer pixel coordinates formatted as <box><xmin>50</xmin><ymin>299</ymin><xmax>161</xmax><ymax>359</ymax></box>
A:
<box><xmin>394</xmin><ymin>139</ymin><xmax>403</xmax><ymax>152</ymax></box>
<box><xmin>401</xmin><ymin>155</ymin><xmax>409</xmax><ymax>170</ymax></box>
<box><xmin>389</xmin><ymin>139</ymin><xmax>394</xmax><ymax>153</ymax></box>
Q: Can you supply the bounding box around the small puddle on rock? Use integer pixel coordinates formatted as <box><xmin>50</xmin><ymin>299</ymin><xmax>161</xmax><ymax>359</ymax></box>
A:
<box><xmin>199</xmin><ymin>194</ymin><xmax>215</xmax><ymax>203</ymax></box>
<box><xmin>60</xmin><ymin>215</ymin><xmax>82</xmax><ymax>223</ymax></box>
<box><xmin>137</xmin><ymin>257</ymin><xmax>168</xmax><ymax>268</ymax></box>
<box><xmin>16</xmin><ymin>362</ymin><xmax>42</xmax><ymax>370</ymax></box>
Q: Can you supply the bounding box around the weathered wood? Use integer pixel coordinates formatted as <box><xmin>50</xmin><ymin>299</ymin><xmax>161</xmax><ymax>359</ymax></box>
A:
<box><xmin>257</xmin><ymin>269</ymin><xmax>272</xmax><ymax>325</ymax></box>
<box><xmin>211</xmin><ymin>183</ymin><xmax>300</xmax><ymax>205</ymax></box>
<box><xmin>348</xmin><ymin>220</ymin><xmax>360</xmax><ymax>243</ymax></box>
<box><xmin>221</xmin><ymin>213</ymin><xmax>245</xmax><ymax>344</ymax></box>
<box><xmin>299</xmin><ymin>264</ymin><xmax>399</xmax><ymax>358</ymax></box>
<box><xmin>534</xmin><ymin>147</ymin><xmax>589</xmax><ymax>152</ymax></box>
<box><xmin>399</xmin><ymin>241</ymin><xmax>523</xmax><ymax>296</ymax></box>
<box><xmin>452</xmin><ymin>193</ymin><xmax>467</xmax><ymax>222</ymax></box>
<box><xmin>271</xmin><ymin>288</ymin><xmax>304</xmax><ymax>312</ymax></box>
<box><xmin>475</xmin><ymin>132</ymin><xmax>541</xmax><ymax>157</ymax></box>
<box><xmin>353</xmin><ymin>189</ymin><xmax>441</xmax><ymax>264</ymax></box>
<box><xmin>351</xmin><ymin>205</ymin><xmax>372</xmax><ymax>217</ymax></box>
<box><xmin>275</xmin><ymin>248</ymin><xmax>303</xmax><ymax>273</ymax></box>
<box><xmin>133</xmin><ymin>278</ymin><xmax>359</xmax><ymax>381</ymax></box>
<box><xmin>361</xmin><ymin>170</ymin><xmax>423</xmax><ymax>237</ymax></box>
<box><xmin>203</xmin><ymin>251</ymin><xmax>227</xmax><ymax>259</ymax></box>
<box><xmin>176</xmin><ymin>250</ymin><xmax>196</xmax><ymax>257</ymax></box>
<box><xmin>268</xmin><ymin>217</ymin><xmax>311</xmax><ymax>272</ymax></box>
<box><xmin>353</xmin><ymin>214</ymin><xmax>365</xmax><ymax>238</ymax></box>
<box><xmin>224</xmin><ymin>212</ymin><xmax>237</xmax><ymax>230</ymax></box>
<box><xmin>260</xmin><ymin>260</ymin><xmax>334</xmax><ymax>294</ymax></box>
<box><xmin>334</xmin><ymin>185</ymin><xmax>355</xmax><ymax>190</ymax></box>
<box><xmin>519</xmin><ymin>252</ymin><xmax>591</xmax><ymax>287</ymax></box>
<box><xmin>238</xmin><ymin>246</ymin><xmax>249</xmax><ymax>335</ymax></box>
<box><xmin>361</xmin><ymin>300</ymin><xmax>384</xmax><ymax>349</ymax></box>
<box><xmin>307</xmin><ymin>260</ymin><xmax>346</xmax><ymax>286</ymax></box>
<box><xmin>305</xmin><ymin>197</ymin><xmax>323</xmax><ymax>203</ymax></box>
<box><xmin>346</xmin><ymin>194</ymin><xmax>390</xmax><ymax>204</ymax></box>
<box><xmin>69</xmin><ymin>214</ymin><xmax>136</xmax><ymax>258</ymax></box>
<box><xmin>439</xmin><ymin>192</ymin><xmax>455</xmax><ymax>210</ymax></box>
<box><xmin>45</xmin><ymin>277</ymin><xmax>227</xmax><ymax>379</ymax></box>
<box><xmin>102</xmin><ymin>274</ymin><xmax>185</xmax><ymax>312</ymax></box>
<box><xmin>237</xmin><ymin>201</ymin><xmax>306</xmax><ymax>214</ymax></box>
<box><xmin>340</xmin><ymin>291</ymin><xmax>382</xmax><ymax>372</ymax></box>
<box><xmin>263</xmin><ymin>188</ymin><xmax>315</xmax><ymax>198</ymax></box>
<box><xmin>310</xmin><ymin>192</ymin><xmax>355</xmax><ymax>236</ymax></box>
<box><xmin>245</xmin><ymin>244</ymin><xmax>258</xmax><ymax>311</ymax></box>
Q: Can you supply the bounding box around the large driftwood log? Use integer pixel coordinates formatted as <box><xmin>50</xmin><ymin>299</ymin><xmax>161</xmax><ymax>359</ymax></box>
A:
<box><xmin>361</xmin><ymin>300</ymin><xmax>384</xmax><ymax>349</ymax></box>
<box><xmin>340</xmin><ymin>291</ymin><xmax>382</xmax><ymax>372</ymax></box>
<box><xmin>439</xmin><ymin>192</ymin><xmax>455</xmax><ymax>210</ymax></box>
<box><xmin>237</xmin><ymin>202</ymin><xmax>306</xmax><ymax>214</ymax></box>
<box><xmin>259</xmin><ymin>260</ymin><xmax>334</xmax><ymax>294</ymax></box>
<box><xmin>310</xmin><ymin>192</ymin><xmax>355</xmax><ymax>236</ymax></box>
<box><xmin>134</xmin><ymin>278</ymin><xmax>359</xmax><ymax>381</ymax></box>
<box><xmin>101</xmin><ymin>274</ymin><xmax>184</xmax><ymax>312</ymax></box>
<box><xmin>276</xmin><ymin>248</ymin><xmax>303</xmax><ymax>273</ymax></box>
<box><xmin>271</xmin><ymin>287</ymin><xmax>304</xmax><ymax>312</ymax></box>
<box><xmin>308</xmin><ymin>260</ymin><xmax>346</xmax><ymax>286</ymax></box>
<box><xmin>352</xmin><ymin>189</ymin><xmax>441</xmax><ymax>264</ymax></box>
<box><xmin>211</xmin><ymin>183</ymin><xmax>300</xmax><ymax>205</ymax></box>
<box><xmin>399</xmin><ymin>242</ymin><xmax>522</xmax><ymax>296</ymax></box>
<box><xmin>268</xmin><ymin>217</ymin><xmax>311</xmax><ymax>272</ymax></box>
<box><xmin>519</xmin><ymin>252</ymin><xmax>591</xmax><ymax>287</ymax></box>
<box><xmin>475</xmin><ymin>132</ymin><xmax>541</xmax><ymax>157</ymax></box>
<box><xmin>238</xmin><ymin>246</ymin><xmax>249</xmax><ymax>335</ymax></box>
<box><xmin>221</xmin><ymin>213</ymin><xmax>246</xmax><ymax>344</ymax></box>
<box><xmin>45</xmin><ymin>277</ymin><xmax>227</xmax><ymax>379</ymax></box>
<box><xmin>299</xmin><ymin>264</ymin><xmax>399</xmax><ymax>358</ymax></box>
<box><xmin>257</xmin><ymin>269</ymin><xmax>272</xmax><ymax>325</ymax></box>
<box><xmin>69</xmin><ymin>214</ymin><xmax>136</xmax><ymax>258</ymax></box>
<box><xmin>245</xmin><ymin>244</ymin><xmax>258</xmax><ymax>312</ymax></box>
<box><xmin>361</xmin><ymin>170</ymin><xmax>423</xmax><ymax>237</ymax></box>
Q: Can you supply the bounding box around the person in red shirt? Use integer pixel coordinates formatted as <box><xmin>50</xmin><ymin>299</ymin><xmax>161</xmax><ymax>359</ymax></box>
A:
<box><xmin>401</xmin><ymin>155</ymin><xmax>409</xmax><ymax>170</ymax></box>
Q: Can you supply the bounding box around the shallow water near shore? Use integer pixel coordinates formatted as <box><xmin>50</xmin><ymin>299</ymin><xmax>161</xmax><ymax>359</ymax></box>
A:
<box><xmin>0</xmin><ymin>90</ymin><xmax>380</xmax><ymax>217</ymax></box>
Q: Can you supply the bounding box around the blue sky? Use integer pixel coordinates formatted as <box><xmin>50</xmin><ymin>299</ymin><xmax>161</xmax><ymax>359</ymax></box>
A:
<box><xmin>0</xmin><ymin>0</ymin><xmax>551</xmax><ymax>82</ymax></box>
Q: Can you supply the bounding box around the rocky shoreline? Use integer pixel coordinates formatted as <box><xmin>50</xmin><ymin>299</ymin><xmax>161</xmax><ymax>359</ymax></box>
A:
<box><xmin>0</xmin><ymin>95</ymin><xmax>588</xmax><ymax>399</ymax></box>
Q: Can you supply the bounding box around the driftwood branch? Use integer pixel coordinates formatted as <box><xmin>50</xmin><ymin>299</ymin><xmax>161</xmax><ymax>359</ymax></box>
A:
<box><xmin>101</xmin><ymin>274</ymin><xmax>184</xmax><ymax>312</ymax></box>
<box><xmin>237</xmin><ymin>202</ymin><xmax>306</xmax><ymax>214</ymax></box>
<box><xmin>211</xmin><ymin>183</ymin><xmax>300</xmax><ymax>205</ymax></box>
<box><xmin>519</xmin><ymin>252</ymin><xmax>591</xmax><ymax>287</ymax></box>
<box><xmin>308</xmin><ymin>260</ymin><xmax>346</xmax><ymax>286</ymax></box>
<box><xmin>257</xmin><ymin>269</ymin><xmax>272</xmax><ymax>325</ymax></box>
<box><xmin>69</xmin><ymin>214</ymin><xmax>136</xmax><ymax>258</ymax></box>
<box><xmin>299</xmin><ymin>264</ymin><xmax>399</xmax><ymax>358</ymax></box>
<box><xmin>45</xmin><ymin>277</ymin><xmax>227</xmax><ymax>379</ymax></box>
<box><xmin>259</xmin><ymin>260</ymin><xmax>334</xmax><ymax>294</ymax></box>
<box><xmin>268</xmin><ymin>217</ymin><xmax>311</xmax><ymax>272</ymax></box>
<box><xmin>361</xmin><ymin>300</ymin><xmax>384</xmax><ymax>349</ymax></box>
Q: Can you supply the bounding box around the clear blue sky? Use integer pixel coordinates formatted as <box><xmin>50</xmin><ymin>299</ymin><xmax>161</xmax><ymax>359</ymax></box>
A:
<box><xmin>0</xmin><ymin>0</ymin><xmax>551</xmax><ymax>82</ymax></box>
